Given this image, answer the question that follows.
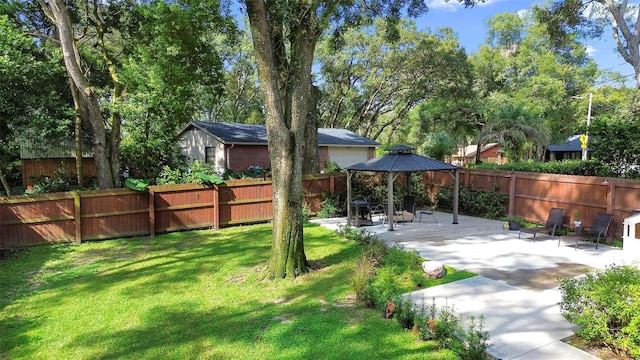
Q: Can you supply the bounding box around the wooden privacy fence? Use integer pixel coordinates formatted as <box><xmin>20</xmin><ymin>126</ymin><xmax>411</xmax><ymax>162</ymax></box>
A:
<box><xmin>0</xmin><ymin>173</ymin><xmax>345</xmax><ymax>249</ymax></box>
<box><xmin>425</xmin><ymin>169</ymin><xmax>640</xmax><ymax>237</ymax></box>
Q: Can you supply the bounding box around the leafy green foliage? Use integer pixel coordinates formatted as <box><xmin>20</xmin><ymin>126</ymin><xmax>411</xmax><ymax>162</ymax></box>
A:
<box><xmin>436</xmin><ymin>182</ymin><xmax>507</xmax><ymax>219</ymax></box>
<box><xmin>471</xmin><ymin>159</ymin><xmax>612</xmax><ymax>177</ymax></box>
<box><xmin>483</xmin><ymin>104</ymin><xmax>549</xmax><ymax>162</ymax></box>
<box><xmin>25</xmin><ymin>162</ymin><xmax>97</xmax><ymax>194</ymax></box>
<box><xmin>423</xmin><ymin>132</ymin><xmax>458</xmax><ymax>161</ymax></box>
<box><xmin>120</xmin><ymin>138</ymin><xmax>186</xmax><ymax>180</ymax></box>
<box><xmin>560</xmin><ymin>264</ymin><xmax>640</xmax><ymax>358</ymax></box>
<box><xmin>0</xmin><ymin>15</ymin><xmax>73</xmax><ymax>193</ymax></box>
<box><xmin>318</xmin><ymin>192</ymin><xmax>346</xmax><ymax>218</ymax></box>
<box><xmin>324</xmin><ymin>160</ymin><xmax>342</xmax><ymax>174</ymax></box>
<box><xmin>155</xmin><ymin>160</ymin><xmax>222</xmax><ymax>185</ymax></box>
<box><xmin>590</xmin><ymin>119</ymin><xmax>640</xmax><ymax>179</ymax></box>
<box><xmin>317</xmin><ymin>18</ymin><xmax>474</xmax><ymax>141</ymax></box>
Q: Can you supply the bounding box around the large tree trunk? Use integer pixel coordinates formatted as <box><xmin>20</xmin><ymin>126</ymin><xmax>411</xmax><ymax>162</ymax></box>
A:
<box><xmin>246</xmin><ymin>0</ymin><xmax>317</xmax><ymax>278</ymax></box>
<box><xmin>303</xmin><ymin>84</ymin><xmax>321</xmax><ymax>175</ymax></box>
<box><xmin>43</xmin><ymin>0</ymin><xmax>115</xmax><ymax>189</ymax></box>
<box><xmin>0</xmin><ymin>166</ymin><xmax>11</xmax><ymax>196</ymax></box>
<box><xmin>70</xmin><ymin>81</ymin><xmax>84</xmax><ymax>187</ymax></box>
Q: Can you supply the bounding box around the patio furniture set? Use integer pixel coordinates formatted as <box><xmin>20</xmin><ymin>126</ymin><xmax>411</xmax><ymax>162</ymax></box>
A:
<box><xmin>517</xmin><ymin>207</ymin><xmax>614</xmax><ymax>249</ymax></box>
<box><xmin>350</xmin><ymin>195</ymin><xmax>438</xmax><ymax>229</ymax></box>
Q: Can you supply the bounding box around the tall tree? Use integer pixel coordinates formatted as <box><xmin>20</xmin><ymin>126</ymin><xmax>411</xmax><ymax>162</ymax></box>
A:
<box><xmin>471</xmin><ymin>9</ymin><xmax>597</xmax><ymax>154</ymax></box>
<box><xmin>119</xmin><ymin>0</ymin><xmax>230</xmax><ymax>179</ymax></box>
<box><xmin>201</xmin><ymin>25</ymin><xmax>264</xmax><ymax>124</ymax></box>
<box><xmin>535</xmin><ymin>0</ymin><xmax>640</xmax><ymax>88</ymax></box>
<box><xmin>243</xmin><ymin>0</ymin><xmax>480</xmax><ymax>279</ymax></box>
<box><xmin>317</xmin><ymin>21</ymin><xmax>473</xmax><ymax>141</ymax></box>
<box><xmin>0</xmin><ymin>14</ymin><xmax>72</xmax><ymax>195</ymax></box>
<box><xmin>36</xmin><ymin>0</ymin><xmax>126</xmax><ymax>189</ymax></box>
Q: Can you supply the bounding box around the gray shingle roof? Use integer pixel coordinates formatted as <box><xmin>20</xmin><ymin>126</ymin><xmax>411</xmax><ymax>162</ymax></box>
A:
<box><xmin>185</xmin><ymin>121</ymin><xmax>379</xmax><ymax>147</ymax></box>
<box><xmin>547</xmin><ymin>135</ymin><xmax>583</xmax><ymax>152</ymax></box>
<box><xmin>347</xmin><ymin>147</ymin><xmax>459</xmax><ymax>172</ymax></box>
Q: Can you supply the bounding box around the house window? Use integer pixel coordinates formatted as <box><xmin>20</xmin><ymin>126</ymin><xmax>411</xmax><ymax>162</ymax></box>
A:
<box><xmin>205</xmin><ymin>147</ymin><xmax>214</xmax><ymax>164</ymax></box>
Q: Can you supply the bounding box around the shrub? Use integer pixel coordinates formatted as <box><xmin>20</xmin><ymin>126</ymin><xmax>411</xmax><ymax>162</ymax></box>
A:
<box><xmin>383</xmin><ymin>246</ymin><xmax>422</xmax><ymax>273</ymax></box>
<box><xmin>318</xmin><ymin>192</ymin><xmax>344</xmax><ymax>218</ymax></box>
<box><xmin>412</xmin><ymin>297</ymin><xmax>492</xmax><ymax>359</ymax></box>
<box><xmin>353</xmin><ymin>253</ymin><xmax>378</xmax><ymax>307</ymax></box>
<box><xmin>392</xmin><ymin>295</ymin><xmax>416</xmax><ymax>330</ymax></box>
<box><xmin>471</xmin><ymin>159</ymin><xmax>612</xmax><ymax>178</ymax></box>
<box><xmin>156</xmin><ymin>160</ymin><xmax>223</xmax><ymax>185</ymax></box>
<box><xmin>436</xmin><ymin>182</ymin><xmax>507</xmax><ymax>219</ymax></box>
<box><xmin>324</xmin><ymin>160</ymin><xmax>342</xmax><ymax>174</ymax></box>
<box><xmin>559</xmin><ymin>264</ymin><xmax>640</xmax><ymax>358</ymax></box>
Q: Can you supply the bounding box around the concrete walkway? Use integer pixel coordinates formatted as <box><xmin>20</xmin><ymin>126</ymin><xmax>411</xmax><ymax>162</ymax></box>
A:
<box><xmin>313</xmin><ymin>212</ymin><xmax>627</xmax><ymax>359</ymax></box>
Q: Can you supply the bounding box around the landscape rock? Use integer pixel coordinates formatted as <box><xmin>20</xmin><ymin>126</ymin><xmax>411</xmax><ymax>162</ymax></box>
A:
<box><xmin>422</xmin><ymin>261</ymin><xmax>446</xmax><ymax>279</ymax></box>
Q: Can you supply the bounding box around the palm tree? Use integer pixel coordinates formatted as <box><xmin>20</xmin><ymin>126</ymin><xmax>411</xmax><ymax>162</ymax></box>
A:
<box><xmin>483</xmin><ymin>104</ymin><xmax>550</xmax><ymax>162</ymax></box>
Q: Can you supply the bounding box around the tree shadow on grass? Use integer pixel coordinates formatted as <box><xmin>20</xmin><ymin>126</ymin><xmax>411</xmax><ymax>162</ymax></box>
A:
<box><xmin>66</xmin><ymin>300</ymin><xmax>444</xmax><ymax>360</ymax></box>
<box><xmin>2</xmin><ymin>224</ymin><xmax>450</xmax><ymax>359</ymax></box>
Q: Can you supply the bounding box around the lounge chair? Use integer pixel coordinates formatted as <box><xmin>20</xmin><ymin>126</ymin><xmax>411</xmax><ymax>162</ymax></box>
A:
<box><xmin>559</xmin><ymin>212</ymin><xmax>613</xmax><ymax>249</ymax></box>
<box><xmin>518</xmin><ymin>208</ymin><xmax>566</xmax><ymax>241</ymax></box>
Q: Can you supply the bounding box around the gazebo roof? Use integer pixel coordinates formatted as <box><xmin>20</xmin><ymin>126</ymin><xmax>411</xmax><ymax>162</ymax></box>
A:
<box><xmin>346</xmin><ymin>145</ymin><xmax>460</xmax><ymax>172</ymax></box>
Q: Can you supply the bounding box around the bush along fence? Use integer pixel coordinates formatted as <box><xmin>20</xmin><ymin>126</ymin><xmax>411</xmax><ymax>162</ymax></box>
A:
<box><xmin>426</xmin><ymin>169</ymin><xmax>640</xmax><ymax>237</ymax></box>
<box><xmin>0</xmin><ymin>173</ymin><xmax>345</xmax><ymax>249</ymax></box>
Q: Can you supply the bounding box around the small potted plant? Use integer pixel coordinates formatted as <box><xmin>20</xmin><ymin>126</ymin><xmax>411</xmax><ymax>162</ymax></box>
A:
<box><xmin>503</xmin><ymin>215</ymin><xmax>523</xmax><ymax>230</ymax></box>
<box><xmin>573</xmin><ymin>209</ymin><xmax>582</xmax><ymax>229</ymax></box>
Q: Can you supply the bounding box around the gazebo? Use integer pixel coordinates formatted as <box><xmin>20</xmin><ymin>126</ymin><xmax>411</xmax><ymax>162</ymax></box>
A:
<box><xmin>346</xmin><ymin>145</ymin><xmax>461</xmax><ymax>231</ymax></box>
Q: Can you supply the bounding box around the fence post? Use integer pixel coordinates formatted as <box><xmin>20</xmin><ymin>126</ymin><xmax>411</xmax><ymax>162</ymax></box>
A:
<box><xmin>607</xmin><ymin>181</ymin><xmax>615</xmax><ymax>215</ymax></box>
<box><xmin>509</xmin><ymin>174</ymin><xmax>516</xmax><ymax>216</ymax></box>
<box><xmin>73</xmin><ymin>191</ymin><xmax>82</xmax><ymax>243</ymax></box>
<box><xmin>330</xmin><ymin>174</ymin><xmax>335</xmax><ymax>194</ymax></box>
<box><xmin>213</xmin><ymin>185</ymin><xmax>219</xmax><ymax>230</ymax></box>
<box><xmin>149</xmin><ymin>189</ymin><xmax>155</xmax><ymax>238</ymax></box>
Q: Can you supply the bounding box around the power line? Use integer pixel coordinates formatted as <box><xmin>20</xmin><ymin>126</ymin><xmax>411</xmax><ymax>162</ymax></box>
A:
<box><xmin>600</xmin><ymin>62</ymin><xmax>628</xmax><ymax>72</ymax></box>
<box><xmin>594</xmin><ymin>73</ymin><xmax>635</xmax><ymax>86</ymax></box>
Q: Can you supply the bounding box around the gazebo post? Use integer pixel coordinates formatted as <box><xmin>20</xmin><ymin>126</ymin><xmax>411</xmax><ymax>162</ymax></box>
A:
<box><xmin>453</xmin><ymin>169</ymin><xmax>459</xmax><ymax>224</ymax></box>
<box><xmin>387</xmin><ymin>171</ymin><xmax>395</xmax><ymax>231</ymax></box>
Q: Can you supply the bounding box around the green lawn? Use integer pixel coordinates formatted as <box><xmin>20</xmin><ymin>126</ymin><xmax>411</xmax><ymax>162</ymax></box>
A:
<box><xmin>0</xmin><ymin>224</ymin><xmax>459</xmax><ymax>360</ymax></box>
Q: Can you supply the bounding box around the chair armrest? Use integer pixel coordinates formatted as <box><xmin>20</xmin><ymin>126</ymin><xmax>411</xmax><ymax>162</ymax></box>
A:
<box><xmin>577</xmin><ymin>226</ymin><xmax>590</xmax><ymax>235</ymax></box>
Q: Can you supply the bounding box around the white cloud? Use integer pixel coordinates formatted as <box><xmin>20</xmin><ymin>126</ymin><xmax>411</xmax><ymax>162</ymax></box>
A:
<box><xmin>586</xmin><ymin>45</ymin><xmax>597</xmax><ymax>56</ymax></box>
<box><xmin>425</xmin><ymin>0</ymin><xmax>508</xmax><ymax>12</ymax></box>
<box><xmin>425</xmin><ymin>0</ymin><xmax>461</xmax><ymax>11</ymax></box>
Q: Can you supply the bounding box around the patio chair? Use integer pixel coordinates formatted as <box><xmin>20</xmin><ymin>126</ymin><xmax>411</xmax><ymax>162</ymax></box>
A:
<box><xmin>379</xmin><ymin>202</ymin><xmax>412</xmax><ymax>226</ymax></box>
<box><xmin>518</xmin><ymin>208</ymin><xmax>566</xmax><ymax>242</ymax></box>
<box><xmin>559</xmin><ymin>212</ymin><xmax>613</xmax><ymax>249</ymax></box>
<box><xmin>418</xmin><ymin>207</ymin><xmax>439</xmax><ymax>224</ymax></box>
<box><xmin>402</xmin><ymin>195</ymin><xmax>417</xmax><ymax>222</ymax></box>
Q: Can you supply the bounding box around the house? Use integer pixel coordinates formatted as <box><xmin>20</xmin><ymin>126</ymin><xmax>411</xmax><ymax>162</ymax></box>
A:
<box><xmin>450</xmin><ymin>143</ymin><xmax>505</xmax><ymax>166</ymax></box>
<box><xmin>177</xmin><ymin>121</ymin><xmax>380</xmax><ymax>172</ymax></box>
<box><xmin>546</xmin><ymin>135</ymin><xmax>589</xmax><ymax>161</ymax></box>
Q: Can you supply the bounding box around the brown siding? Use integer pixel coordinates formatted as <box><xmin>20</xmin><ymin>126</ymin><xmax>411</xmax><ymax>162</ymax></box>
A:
<box><xmin>22</xmin><ymin>158</ymin><xmax>97</xmax><ymax>187</ymax></box>
<box><xmin>228</xmin><ymin>145</ymin><xmax>270</xmax><ymax>170</ymax></box>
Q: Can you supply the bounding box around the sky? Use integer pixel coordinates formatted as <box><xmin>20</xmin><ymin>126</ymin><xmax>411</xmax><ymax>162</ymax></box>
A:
<box><xmin>416</xmin><ymin>0</ymin><xmax>635</xmax><ymax>86</ymax></box>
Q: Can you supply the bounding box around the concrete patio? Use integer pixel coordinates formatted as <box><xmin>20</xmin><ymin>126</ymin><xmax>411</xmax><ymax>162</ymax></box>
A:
<box><xmin>312</xmin><ymin>211</ymin><xmax>628</xmax><ymax>359</ymax></box>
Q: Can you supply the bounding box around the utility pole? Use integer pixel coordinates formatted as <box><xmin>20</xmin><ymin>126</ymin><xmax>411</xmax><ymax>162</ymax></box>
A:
<box><xmin>581</xmin><ymin>92</ymin><xmax>592</xmax><ymax>161</ymax></box>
